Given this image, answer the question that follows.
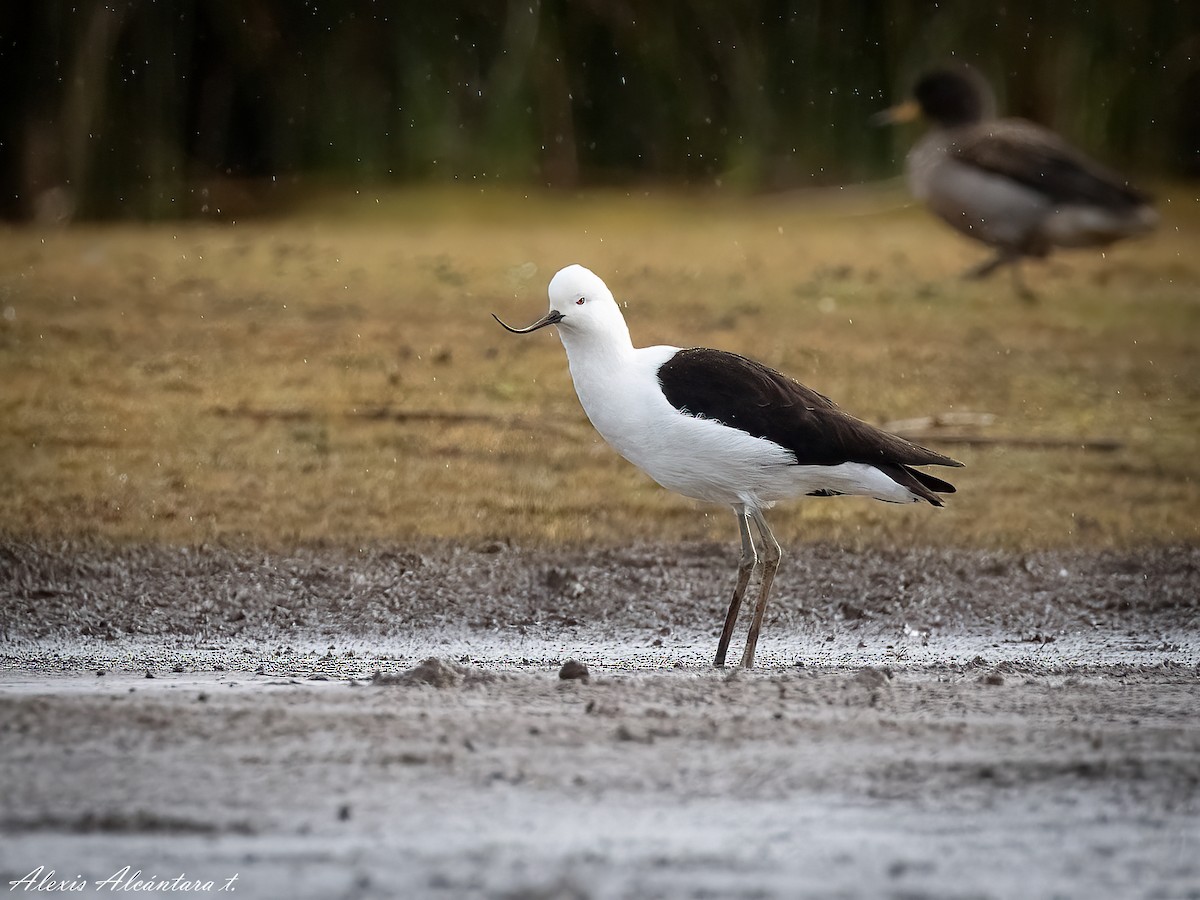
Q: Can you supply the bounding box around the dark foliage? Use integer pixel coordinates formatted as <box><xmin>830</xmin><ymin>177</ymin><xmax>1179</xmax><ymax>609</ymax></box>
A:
<box><xmin>1</xmin><ymin>1</ymin><xmax>1195</xmax><ymax>219</ymax></box>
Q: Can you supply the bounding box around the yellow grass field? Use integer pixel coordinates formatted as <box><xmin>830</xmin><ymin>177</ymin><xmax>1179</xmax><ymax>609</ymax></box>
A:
<box><xmin>1</xmin><ymin>185</ymin><xmax>1197</xmax><ymax>550</ymax></box>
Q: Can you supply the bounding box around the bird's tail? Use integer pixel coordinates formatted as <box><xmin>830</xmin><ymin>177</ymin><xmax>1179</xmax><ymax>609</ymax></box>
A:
<box><xmin>877</xmin><ymin>463</ymin><xmax>957</xmax><ymax>506</ymax></box>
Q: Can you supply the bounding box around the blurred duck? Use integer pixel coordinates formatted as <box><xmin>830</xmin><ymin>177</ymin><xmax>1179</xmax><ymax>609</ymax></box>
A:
<box><xmin>876</xmin><ymin>65</ymin><xmax>1158</xmax><ymax>297</ymax></box>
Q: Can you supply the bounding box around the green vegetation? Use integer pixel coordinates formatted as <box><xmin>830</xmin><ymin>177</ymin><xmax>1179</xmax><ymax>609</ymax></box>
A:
<box><xmin>4</xmin><ymin>3</ymin><xmax>1194</xmax><ymax>218</ymax></box>
<box><xmin>1</xmin><ymin>186</ymin><xmax>1197</xmax><ymax>549</ymax></box>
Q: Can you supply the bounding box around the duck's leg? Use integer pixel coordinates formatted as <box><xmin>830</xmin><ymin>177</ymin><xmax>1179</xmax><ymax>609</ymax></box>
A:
<box><xmin>962</xmin><ymin>249</ymin><xmax>1014</xmax><ymax>281</ymax></box>
<box><xmin>1008</xmin><ymin>259</ymin><xmax>1037</xmax><ymax>302</ymax></box>
<box><xmin>963</xmin><ymin>250</ymin><xmax>1037</xmax><ymax>300</ymax></box>
<box><xmin>740</xmin><ymin>510</ymin><xmax>783</xmax><ymax>669</ymax></box>
<box><xmin>714</xmin><ymin>507</ymin><xmax>757</xmax><ymax>668</ymax></box>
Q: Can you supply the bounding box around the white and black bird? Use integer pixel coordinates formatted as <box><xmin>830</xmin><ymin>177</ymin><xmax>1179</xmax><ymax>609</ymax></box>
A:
<box><xmin>876</xmin><ymin>64</ymin><xmax>1158</xmax><ymax>297</ymax></box>
<box><xmin>494</xmin><ymin>265</ymin><xmax>962</xmax><ymax>668</ymax></box>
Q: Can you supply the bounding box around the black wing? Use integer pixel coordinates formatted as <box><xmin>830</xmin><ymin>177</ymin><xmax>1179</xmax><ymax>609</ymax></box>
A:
<box><xmin>657</xmin><ymin>348</ymin><xmax>962</xmax><ymax>500</ymax></box>
<box><xmin>954</xmin><ymin>119</ymin><xmax>1152</xmax><ymax>210</ymax></box>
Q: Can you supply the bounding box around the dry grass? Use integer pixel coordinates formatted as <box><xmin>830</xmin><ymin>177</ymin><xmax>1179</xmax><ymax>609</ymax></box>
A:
<box><xmin>1</xmin><ymin>184</ymin><xmax>1197</xmax><ymax>550</ymax></box>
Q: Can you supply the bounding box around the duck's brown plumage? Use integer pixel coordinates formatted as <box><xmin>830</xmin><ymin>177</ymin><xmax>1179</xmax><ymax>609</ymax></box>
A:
<box><xmin>951</xmin><ymin>119</ymin><xmax>1152</xmax><ymax>212</ymax></box>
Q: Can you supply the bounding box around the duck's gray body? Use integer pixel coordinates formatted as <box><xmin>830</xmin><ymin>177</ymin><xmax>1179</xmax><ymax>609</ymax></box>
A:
<box><xmin>885</xmin><ymin>66</ymin><xmax>1158</xmax><ymax>286</ymax></box>
<box><xmin>907</xmin><ymin>117</ymin><xmax>1158</xmax><ymax>260</ymax></box>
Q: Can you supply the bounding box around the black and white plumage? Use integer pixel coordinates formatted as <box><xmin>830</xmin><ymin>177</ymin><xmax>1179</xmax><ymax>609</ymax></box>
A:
<box><xmin>495</xmin><ymin>264</ymin><xmax>962</xmax><ymax>668</ymax></box>
<box><xmin>876</xmin><ymin>65</ymin><xmax>1158</xmax><ymax>296</ymax></box>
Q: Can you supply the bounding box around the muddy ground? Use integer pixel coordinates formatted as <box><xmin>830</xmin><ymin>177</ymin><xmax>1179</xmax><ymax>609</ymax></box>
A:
<box><xmin>1</xmin><ymin>540</ymin><xmax>1198</xmax><ymax>899</ymax></box>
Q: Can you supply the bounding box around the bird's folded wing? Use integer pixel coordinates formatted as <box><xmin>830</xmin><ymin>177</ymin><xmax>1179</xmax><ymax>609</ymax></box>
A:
<box><xmin>951</xmin><ymin>119</ymin><xmax>1150</xmax><ymax>209</ymax></box>
<box><xmin>657</xmin><ymin>348</ymin><xmax>961</xmax><ymax>470</ymax></box>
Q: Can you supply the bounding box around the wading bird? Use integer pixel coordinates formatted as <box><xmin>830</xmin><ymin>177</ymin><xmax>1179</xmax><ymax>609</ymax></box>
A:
<box><xmin>494</xmin><ymin>265</ymin><xmax>962</xmax><ymax>668</ymax></box>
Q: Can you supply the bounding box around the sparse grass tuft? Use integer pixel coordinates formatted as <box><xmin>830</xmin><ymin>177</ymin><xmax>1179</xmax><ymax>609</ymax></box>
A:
<box><xmin>1</xmin><ymin>185</ymin><xmax>1197</xmax><ymax>550</ymax></box>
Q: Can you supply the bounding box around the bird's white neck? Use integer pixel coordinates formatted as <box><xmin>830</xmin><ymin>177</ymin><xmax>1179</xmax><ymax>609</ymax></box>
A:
<box><xmin>557</xmin><ymin>319</ymin><xmax>636</xmax><ymax>374</ymax></box>
<box><xmin>555</xmin><ymin>321</ymin><xmax>644</xmax><ymax>448</ymax></box>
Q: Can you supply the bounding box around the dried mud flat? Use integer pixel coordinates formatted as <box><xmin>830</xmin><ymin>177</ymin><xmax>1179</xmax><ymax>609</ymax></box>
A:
<box><xmin>2</xmin><ymin>540</ymin><xmax>1199</xmax><ymax>900</ymax></box>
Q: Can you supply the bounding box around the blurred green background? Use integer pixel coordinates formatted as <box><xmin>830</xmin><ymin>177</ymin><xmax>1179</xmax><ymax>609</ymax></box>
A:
<box><xmin>3</xmin><ymin>0</ymin><xmax>1196</xmax><ymax>220</ymax></box>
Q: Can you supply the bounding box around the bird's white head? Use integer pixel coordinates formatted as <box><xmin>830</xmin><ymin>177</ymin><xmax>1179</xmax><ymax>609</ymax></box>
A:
<box><xmin>547</xmin><ymin>264</ymin><xmax>628</xmax><ymax>335</ymax></box>
<box><xmin>493</xmin><ymin>264</ymin><xmax>631</xmax><ymax>348</ymax></box>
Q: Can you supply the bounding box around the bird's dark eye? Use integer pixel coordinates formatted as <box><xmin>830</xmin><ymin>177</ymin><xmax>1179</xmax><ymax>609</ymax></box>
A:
<box><xmin>576</xmin><ymin>297</ymin><xmax>586</xmax><ymax>305</ymax></box>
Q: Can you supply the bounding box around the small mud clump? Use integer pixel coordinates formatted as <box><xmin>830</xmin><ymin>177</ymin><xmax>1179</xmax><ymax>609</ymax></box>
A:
<box><xmin>558</xmin><ymin>660</ymin><xmax>591</xmax><ymax>683</ymax></box>
<box><xmin>373</xmin><ymin>657</ymin><xmax>497</xmax><ymax>688</ymax></box>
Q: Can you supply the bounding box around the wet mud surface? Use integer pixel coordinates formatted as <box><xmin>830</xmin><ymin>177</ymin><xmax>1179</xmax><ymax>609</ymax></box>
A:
<box><xmin>2</xmin><ymin>541</ymin><xmax>1199</xmax><ymax>899</ymax></box>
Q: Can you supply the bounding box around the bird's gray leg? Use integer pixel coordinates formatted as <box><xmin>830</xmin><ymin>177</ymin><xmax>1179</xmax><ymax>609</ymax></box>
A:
<box><xmin>1008</xmin><ymin>259</ymin><xmax>1037</xmax><ymax>303</ymax></box>
<box><xmin>714</xmin><ymin>508</ymin><xmax>757</xmax><ymax>668</ymax></box>
<box><xmin>964</xmin><ymin>250</ymin><xmax>1037</xmax><ymax>300</ymax></box>
<box><xmin>962</xmin><ymin>250</ymin><xmax>1012</xmax><ymax>281</ymax></box>
<box><xmin>740</xmin><ymin>510</ymin><xmax>782</xmax><ymax>669</ymax></box>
